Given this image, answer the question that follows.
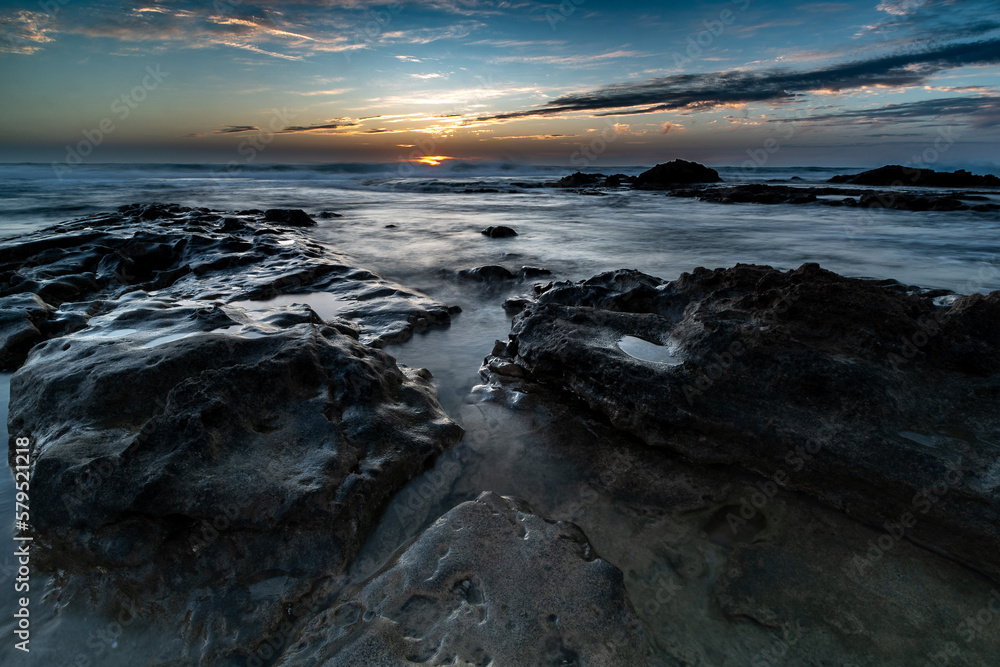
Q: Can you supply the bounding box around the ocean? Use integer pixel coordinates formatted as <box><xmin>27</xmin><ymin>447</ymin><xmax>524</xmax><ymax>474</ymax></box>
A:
<box><xmin>0</xmin><ymin>161</ymin><xmax>999</xmax><ymax>664</ymax></box>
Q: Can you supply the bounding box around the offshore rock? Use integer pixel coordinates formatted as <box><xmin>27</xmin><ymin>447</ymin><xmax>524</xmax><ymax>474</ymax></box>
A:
<box><xmin>632</xmin><ymin>159</ymin><xmax>722</xmax><ymax>190</ymax></box>
<box><xmin>829</xmin><ymin>165</ymin><xmax>1000</xmax><ymax>188</ymax></box>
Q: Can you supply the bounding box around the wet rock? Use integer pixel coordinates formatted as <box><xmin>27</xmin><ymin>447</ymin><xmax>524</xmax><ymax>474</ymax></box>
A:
<box><xmin>633</xmin><ymin>159</ymin><xmax>722</xmax><ymax>190</ymax></box>
<box><xmin>277</xmin><ymin>492</ymin><xmax>645</xmax><ymax>666</ymax></box>
<box><xmin>551</xmin><ymin>171</ymin><xmax>606</xmax><ymax>188</ymax></box>
<box><xmin>829</xmin><ymin>165</ymin><xmax>1000</xmax><ymax>188</ymax></box>
<box><xmin>0</xmin><ymin>293</ymin><xmax>54</xmax><ymax>369</ymax></box>
<box><xmin>0</xmin><ymin>204</ymin><xmax>455</xmax><ymax>355</ymax></box>
<box><xmin>481</xmin><ymin>225</ymin><xmax>517</xmax><ymax>238</ymax></box>
<box><xmin>518</xmin><ymin>266</ymin><xmax>552</xmax><ymax>279</ymax></box>
<box><xmin>263</xmin><ymin>208</ymin><xmax>317</xmax><ymax>227</ymax></box>
<box><xmin>671</xmin><ymin>183</ymin><xmax>819</xmax><ymax>205</ymax></box>
<box><xmin>8</xmin><ymin>301</ymin><xmax>463</xmax><ymax>663</ymax></box>
<box><xmin>482</xmin><ymin>263</ymin><xmax>1000</xmax><ymax>582</ymax></box>
<box><xmin>458</xmin><ymin>265</ymin><xmax>516</xmax><ymax>282</ymax></box>
<box><xmin>317</xmin><ymin>211</ymin><xmax>343</xmax><ymax>219</ymax></box>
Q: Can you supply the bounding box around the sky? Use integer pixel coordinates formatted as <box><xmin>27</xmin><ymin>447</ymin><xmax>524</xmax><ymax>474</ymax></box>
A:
<box><xmin>1</xmin><ymin>0</ymin><xmax>999</xmax><ymax>168</ymax></box>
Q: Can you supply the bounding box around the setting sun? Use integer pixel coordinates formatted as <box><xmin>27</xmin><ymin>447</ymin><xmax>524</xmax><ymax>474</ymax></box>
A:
<box><xmin>413</xmin><ymin>156</ymin><xmax>454</xmax><ymax>166</ymax></box>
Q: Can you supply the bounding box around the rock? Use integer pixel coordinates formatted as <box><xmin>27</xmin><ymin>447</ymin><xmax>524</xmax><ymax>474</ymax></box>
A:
<box><xmin>828</xmin><ymin>164</ymin><xmax>1000</xmax><ymax>188</ymax></box>
<box><xmin>0</xmin><ymin>293</ymin><xmax>54</xmax><ymax>369</ymax></box>
<box><xmin>317</xmin><ymin>211</ymin><xmax>343</xmax><ymax>219</ymax></box>
<box><xmin>482</xmin><ymin>263</ymin><xmax>1000</xmax><ymax>582</ymax></box>
<box><xmin>481</xmin><ymin>225</ymin><xmax>518</xmax><ymax>238</ymax></box>
<box><xmin>457</xmin><ymin>265</ymin><xmax>516</xmax><ymax>282</ymax></box>
<box><xmin>551</xmin><ymin>171</ymin><xmax>606</xmax><ymax>188</ymax></box>
<box><xmin>263</xmin><ymin>209</ymin><xmax>317</xmax><ymax>227</ymax></box>
<box><xmin>830</xmin><ymin>192</ymin><xmax>971</xmax><ymax>212</ymax></box>
<box><xmin>671</xmin><ymin>183</ymin><xmax>818</xmax><ymax>205</ymax></box>
<box><xmin>518</xmin><ymin>266</ymin><xmax>552</xmax><ymax>279</ymax></box>
<box><xmin>0</xmin><ymin>204</ymin><xmax>455</xmax><ymax>355</ymax></box>
<box><xmin>632</xmin><ymin>159</ymin><xmax>722</xmax><ymax>190</ymax></box>
<box><xmin>829</xmin><ymin>165</ymin><xmax>1000</xmax><ymax>188</ymax></box>
<box><xmin>8</xmin><ymin>299</ymin><xmax>463</xmax><ymax>663</ymax></box>
<box><xmin>276</xmin><ymin>492</ymin><xmax>646</xmax><ymax>666</ymax></box>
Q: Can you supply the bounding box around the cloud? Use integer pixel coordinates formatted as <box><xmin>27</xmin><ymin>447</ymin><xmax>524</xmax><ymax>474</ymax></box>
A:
<box><xmin>477</xmin><ymin>38</ymin><xmax>1000</xmax><ymax>121</ymax></box>
<box><xmin>489</xmin><ymin>49</ymin><xmax>648</xmax><ymax>67</ymax></box>
<box><xmin>216</xmin><ymin>125</ymin><xmax>261</xmax><ymax>134</ymax></box>
<box><xmin>0</xmin><ymin>10</ymin><xmax>57</xmax><ymax>55</ymax></box>
<box><xmin>276</xmin><ymin>119</ymin><xmax>361</xmax><ymax>133</ymax></box>
<box><xmin>787</xmin><ymin>95</ymin><xmax>1000</xmax><ymax>127</ymax></box>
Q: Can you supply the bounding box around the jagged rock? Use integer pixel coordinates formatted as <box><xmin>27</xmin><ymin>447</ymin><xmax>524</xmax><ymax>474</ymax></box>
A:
<box><xmin>482</xmin><ymin>263</ymin><xmax>1000</xmax><ymax>583</ymax></box>
<box><xmin>0</xmin><ymin>205</ymin><xmax>455</xmax><ymax>357</ymax></box>
<box><xmin>632</xmin><ymin>159</ymin><xmax>722</xmax><ymax>190</ymax></box>
<box><xmin>480</xmin><ymin>225</ymin><xmax>517</xmax><ymax>238</ymax></box>
<box><xmin>263</xmin><ymin>209</ymin><xmax>317</xmax><ymax>227</ymax></box>
<box><xmin>829</xmin><ymin>165</ymin><xmax>1000</xmax><ymax>187</ymax></box>
<box><xmin>8</xmin><ymin>300</ymin><xmax>463</xmax><ymax>663</ymax></box>
<box><xmin>458</xmin><ymin>265</ymin><xmax>516</xmax><ymax>282</ymax></box>
<box><xmin>551</xmin><ymin>171</ymin><xmax>606</xmax><ymax>188</ymax></box>
<box><xmin>671</xmin><ymin>183</ymin><xmax>819</xmax><ymax>205</ymax></box>
<box><xmin>276</xmin><ymin>492</ymin><xmax>646</xmax><ymax>666</ymax></box>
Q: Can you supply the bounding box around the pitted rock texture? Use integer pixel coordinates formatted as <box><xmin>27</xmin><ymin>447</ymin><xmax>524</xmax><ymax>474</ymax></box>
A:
<box><xmin>8</xmin><ymin>302</ymin><xmax>463</xmax><ymax>663</ymax></box>
<box><xmin>484</xmin><ymin>263</ymin><xmax>1000</xmax><ymax>583</ymax></box>
<box><xmin>277</xmin><ymin>492</ymin><xmax>646</xmax><ymax>666</ymax></box>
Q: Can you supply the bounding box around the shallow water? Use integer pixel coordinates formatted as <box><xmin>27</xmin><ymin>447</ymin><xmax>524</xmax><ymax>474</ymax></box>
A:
<box><xmin>1</xmin><ymin>164</ymin><xmax>999</xmax><ymax>664</ymax></box>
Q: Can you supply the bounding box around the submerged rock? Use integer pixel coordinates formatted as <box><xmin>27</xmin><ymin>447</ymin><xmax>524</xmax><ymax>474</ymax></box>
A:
<box><xmin>633</xmin><ymin>159</ymin><xmax>722</xmax><ymax>190</ymax></box>
<box><xmin>277</xmin><ymin>492</ymin><xmax>646</xmax><ymax>666</ymax></box>
<box><xmin>483</xmin><ymin>263</ymin><xmax>1000</xmax><ymax>582</ymax></box>
<box><xmin>829</xmin><ymin>165</ymin><xmax>1000</xmax><ymax>188</ymax></box>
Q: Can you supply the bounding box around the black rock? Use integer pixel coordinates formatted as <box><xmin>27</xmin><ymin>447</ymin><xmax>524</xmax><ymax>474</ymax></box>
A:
<box><xmin>262</xmin><ymin>209</ymin><xmax>317</xmax><ymax>227</ymax></box>
<box><xmin>482</xmin><ymin>225</ymin><xmax>518</xmax><ymax>238</ymax></box>
<box><xmin>316</xmin><ymin>211</ymin><xmax>343</xmax><ymax>219</ymax></box>
<box><xmin>829</xmin><ymin>165</ymin><xmax>1000</xmax><ymax>188</ymax></box>
<box><xmin>551</xmin><ymin>171</ymin><xmax>606</xmax><ymax>188</ymax></box>
<box><xmin>633</xmin><ymin>159</ymin><xmax>722</xmax><ymax>190</ymax></box>
<box><xmin>458</xmin><ymin>265</ymin><xmax>517</xmax><ymax>282</ymax></box>
<box><xmin>483</xmin><ymin>263</ymin><xmax>1000</xmax><ymax>583</ymax></box>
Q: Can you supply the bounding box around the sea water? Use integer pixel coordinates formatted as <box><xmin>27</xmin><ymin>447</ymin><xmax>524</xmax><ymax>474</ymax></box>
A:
<box><xmin>0</xmin><ymin>162</ymin><xmax>998</xmax><ymax>663</ymax></box>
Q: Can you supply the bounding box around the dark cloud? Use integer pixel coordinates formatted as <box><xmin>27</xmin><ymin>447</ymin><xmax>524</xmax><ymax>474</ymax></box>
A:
<box><xmin>214</xmin><ymin>125</ymin><xmax>261</xmax><ymax>134</ymax></box>
<box><xmin>477</xmin><ymin>38</ymin><xmax>1000</xmax><ymax>121</ymax></box>
<box><xmin>277</xmin><ymin>120</ymin><xmax>360</xmax><ymax>133</ymax></box>
<box><xmin>788</xmin><ymin>95</ymin><xmax>1000</xmax><ymax>127</ymax></box>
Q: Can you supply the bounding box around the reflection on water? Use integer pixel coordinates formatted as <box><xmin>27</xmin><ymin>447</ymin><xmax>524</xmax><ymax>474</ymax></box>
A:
<box><xmin>617</xmin><ymin>335</ymin><xmax>683</xmax><ymax>365</ymax></box>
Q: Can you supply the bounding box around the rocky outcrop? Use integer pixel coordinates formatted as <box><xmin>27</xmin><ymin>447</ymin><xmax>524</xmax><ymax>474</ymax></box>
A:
<box><xmin>277</xmin><ymin>492</ymin><xmax>646</xmax><ymax>666</ymax></box>
<box><xmin>632</xmin><ymin>159</ymin><xmax>722</xmax><ymax>190</ymax></box>
<box><xmin>829</xmin><ymin>165</ymin><xmax>1000</xmax><ymax>188</ymax></box>
<box><xmin>483</xmin><ymin>263</ymin><xmax>1000</xmax><ymax>582</ymax></box>
<box><xmin>0</xmin><ymin>204</ymin><xmax>456</xmax><ymax>368</ymax></box>
<box><xmin>457</xmin><ymin>265</ymin><xmax>517</xmax><ymax>282</ymax></box>
<box><xmin>671</xmin><ymin>183</ymin><xmax>820</xmax><ymax>205</ymax></box>
<box><xmin>0</xmin><ymin>204</ymin><xmax>471</xmax><ymax>662</ymax></box>
<box><xmin>263</xmin><ymin>208</ymin><xmax>318</xmax><ymax>226</ymax></box>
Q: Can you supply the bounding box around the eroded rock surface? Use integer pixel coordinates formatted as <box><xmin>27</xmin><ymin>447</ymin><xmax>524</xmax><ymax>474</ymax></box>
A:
<box><xmin>2</xmin><ymin>204</ymin><xmax>467</xmax><ymax>663</ymax></box>
<box><xmin>277</xmin><ymin>492</ymin><xmax>646</xmax><ymax>666</ymax></box>
<box><xmin>0</xmin><ymin>203</ymin><xmax>455</xmax><ymax>367</ymax></box>
<box><xmin>483</xmin><ymin>263</ymin><xmax>1000</xmax><ymax>582</ymax></box>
